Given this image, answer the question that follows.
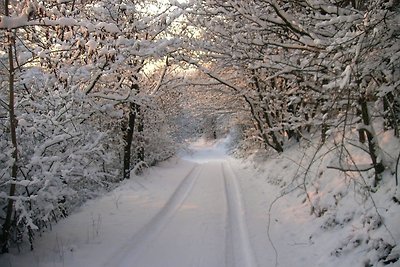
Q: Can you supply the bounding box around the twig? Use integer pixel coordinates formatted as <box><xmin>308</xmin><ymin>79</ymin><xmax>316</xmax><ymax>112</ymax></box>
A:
<box><xmin>396</xmin><ymin>151</ymin><xmax>399</xmax><ymax>187</ymax></box>
<box><xmin>341</xmin><ymin>145</ymin><xmax>397</xmax><ymax>245</ymax></box>
<box><xmin>266</xmin><ymin>195</ymin><xmax>281</xmax><ymax>267</ymax></box>
<box><xmin>302</xmin><ymin>141</ymin><xmax>325</xmax><ymax>216</ymax></box>
<box><xmin>327</xmin><ymin>164</ymin><xmax>375</xmax><ymax>172</ymax></box>
<box><xmin>267</xmin><ymin>149</ymin><xmax>309</xmax><ymax>267</ymax></box>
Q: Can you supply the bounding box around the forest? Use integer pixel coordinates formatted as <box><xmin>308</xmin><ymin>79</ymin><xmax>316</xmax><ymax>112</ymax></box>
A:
<box><xmin>0</xmin><ymin>0</ymin><xmax>399</xmax><ymax>265</ymax></box>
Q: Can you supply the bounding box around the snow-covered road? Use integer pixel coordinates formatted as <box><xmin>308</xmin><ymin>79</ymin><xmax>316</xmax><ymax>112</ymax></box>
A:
<box><xmin>2</xmin><ymin>138</ymin><xmax>271</xmax><ymax>267</ymax></box>
<box><xmin>104</xmin><ymin>139</ymin><xmax>257</xmax><ymax>267</ymax></box>
<box><xmin>103</xmin><ymin>161</ymin><xmax>251</xmax><ymax>267</ymax></box>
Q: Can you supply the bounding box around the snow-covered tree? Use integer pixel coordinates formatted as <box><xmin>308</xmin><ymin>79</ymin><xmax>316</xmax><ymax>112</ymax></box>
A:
<box><xmin>0</xmin><ymin>0</ymin><xmax>183</xmax><ymax>251</ymax></box>
<box><xmin>179</xmin><ymin>0</ymin><xmax>399</xmax><ymax>177</ymax></box>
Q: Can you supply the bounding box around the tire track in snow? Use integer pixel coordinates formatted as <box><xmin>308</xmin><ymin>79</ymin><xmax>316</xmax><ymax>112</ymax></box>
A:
<box><xmin>130</xmin><ymin>162</ymin><xmax>227</xmax><ymax>267</ymax></box>
<box><xmin>103</xmin><ymin>165</ymin><xmax>203</xmax><ymax>267</ymax></box>
<box><xmin>222</xmin><ymin>162</ymin><xmax>258</xmax><ymax>267</ymax></box>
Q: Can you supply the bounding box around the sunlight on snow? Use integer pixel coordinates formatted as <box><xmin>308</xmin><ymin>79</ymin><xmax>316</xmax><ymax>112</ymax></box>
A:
<box><xmin>179</xmin><ymin>138</ymin><xmax>231</xmax><ymax>163</ymax></box>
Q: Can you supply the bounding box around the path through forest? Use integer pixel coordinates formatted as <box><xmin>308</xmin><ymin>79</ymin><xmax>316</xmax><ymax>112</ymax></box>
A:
<box><xmin>105</xmin><ymin>163</ymin><xmax>256</xmax><ymax>267</ymax></box>
<box><xmin>104</xmin><ymin>138</ymin><xmax>258</xmax><ymax>267</ymax></box>
<box><xmin>1</xmin><ymin>138</ymin><xmax>274</xmax><ymax>267</ymax></box>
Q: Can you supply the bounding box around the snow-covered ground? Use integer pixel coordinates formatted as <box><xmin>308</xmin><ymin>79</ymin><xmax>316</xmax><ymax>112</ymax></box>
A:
<box><xmin>1</xmin><ymin>136</ymin><xmax>399</xmax><ymax>267</ymax></box>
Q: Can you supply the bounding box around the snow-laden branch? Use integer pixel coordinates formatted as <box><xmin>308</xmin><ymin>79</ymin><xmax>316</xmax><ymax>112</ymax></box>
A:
<box><xmin>266</xmin><ymin>41</ymin><xmax>323</xmax><ymax>52</ymax></box>
<box><xmin>327</xmin><ymin>163</ymin><xmax>375</xmax><ymax>172</ymax></box>
<box><xmin>91</xmin><ymin>91</ymin><xmax>131</xmax><ymax>102</ymax></box>
<box><xmin>31</xmin><ymin>133</ymin><xmax>81</xmax><ymax>160</ymax></box>
<box><xmin>269</xmin><ymin>0</ymin><xmax>312</xmax><ymax>38</ymax></box>
<box><xmin>0</xmin><ymin>15</ymin><xmax>121</xmax><ymax>32</ymax></box>
<box><xmin>84</xmin><ymin>61</ymin><xmax>109</xmax><ymax>95</ymax></box>
<box><xmin>150</xmin><ymin>56</ymin><xmax>169</xmax><ymax>96</ymax></box>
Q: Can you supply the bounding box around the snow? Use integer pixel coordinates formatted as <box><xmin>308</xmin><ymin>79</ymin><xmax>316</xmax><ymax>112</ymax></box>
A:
<box><xmin>0</xmin><ymin>14</ymin><xmax>29</xmax><ymax>29</ymax></box>
<box><xmin>0</xmin><ymin>136</ymin><xmax>399</xmax><ymax>267</ymax></box>
<box><xmin>179</xmin><ymin>138</ymin><xmax>230</xmax><ymax>163</ymax></box>
<box><xmin>339</xmin><ymin>65</ymin><xmax>352</xmax><ymax>90</ymax></box>
<box><xmin>85</xmin><ymin>39</ymin><xmax>98</xmax><ymax>54</ymax></box>
<box><xmin>55</xmin><ymin>18</ymin><xmax>78</xmax><ymax>27</ymax></box>
<box><xmin>95</xmin><ymin>22</ymin><xmax>120</xmax><ymax>33</ymax></box>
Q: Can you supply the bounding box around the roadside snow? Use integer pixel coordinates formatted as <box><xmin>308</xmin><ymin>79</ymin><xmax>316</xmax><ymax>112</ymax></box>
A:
<box><xmin>0</xmin><ymin>136</ymin><xmax>398</xmax><ymax>267</ymax></box>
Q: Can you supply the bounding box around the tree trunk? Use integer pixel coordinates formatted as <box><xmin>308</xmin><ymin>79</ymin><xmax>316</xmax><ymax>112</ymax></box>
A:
<box><xmin>242</xmin><ymin>95</ymin><xmax>283</xmax><ymax>153</ymax></box>
<box><xmin>383</xmin><ymin>92</ymin><xmax>399</xmax><ymax>137</ymax></box>
<box><xmin>123</xmin><ymin>102</ymin><xmax>137</xmax><ymax>180</ymax></box>
<box><xmin>252</xmin><ymin>73</ymin><xmax>283</xmax><ymax>153</ymax></box>
<box><xmin>136</xmin><ymin>104</ymin><xmax>144</xmax><ymax>163</ymax></box>
<box><xmin>1</xmin><ymin>1</ymin><xmax>18</xmax><ymax>253</ymax></box>
<box><xmin>261</xmin><ymin>107</ymin><xmax>284</xmax><ymax>153</ymax></box>
<box><xmin>359</xmin><ymin>96</ymin><xmax>385</xmax><ymax>187</ymax></box>
<box><xmin>357</xmin><ymin>106</ymin><xmax>367</xmax><ymax>143</ymax></box>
